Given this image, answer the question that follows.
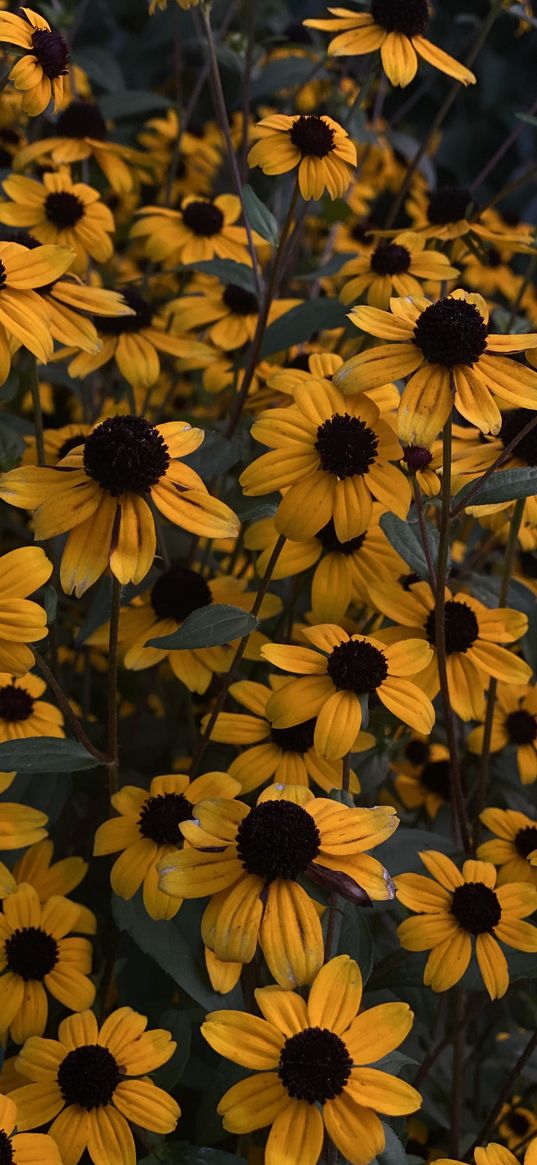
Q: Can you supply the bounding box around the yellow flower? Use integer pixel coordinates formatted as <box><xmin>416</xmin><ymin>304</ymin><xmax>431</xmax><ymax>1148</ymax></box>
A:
<box><xmin>0</xmin><ymin>172</ymin><xmax>115</xmax><ymax>275</ymax></box>
<box><xmin>0</xmin><ymin>546</ymin><xmax>52</xmax><ymax>675</ymax></box>
<box><xmin>304</xmin><ymin>4</ymin><xmax>476</xmax><ymax>88</ymax></box>
<box><xmin>93</xmin><ymin>771</ymin><xmax>240</xmax><ymax>920</ymax></box>
<box><xmin>437</xmin><ymin>1141</ymin><xmax>537</xmax><ymax>1165</ymax></box>
<box><xmin>202</xmin><ymin>955</ymin><xmax>421</xmax><ymax>1165</ymax></box>
<box><xmin>261</xmin><ymin>623</ymin><xmax>434</xmax><ymax>759</ymax></box>
<box><xmin>0</xmin><ymin>7</ymin><xmax>69</xmax><ymax>116</ymax></box>
<box><xmin>0</xmin><ymin>1091</ymin><xmax>61</xmax><ymax>1165</ymax></box>
<box><xmin>0</xmin><ymin>417</ymin><xmax>239</xmax><ymax>596</ymax></box>
<box><xmin>4</xmin><ymin>839</ymin><xmax>96</xmax><ymax>934</ymax></box>
<box><xmin>340</xmin><ymin>238</ymin><xmax>458</xmax><ymax>309</ymax></box>
<box><xmin>396</xmin><ymin>851</ymin><xmax>537</xmax><ymax>999</ymax></box>
<box><xmin>477</xmin><ymin>808</ymin><xmax>537</xmax><ymax>887</ymax></box>
<box><xmin>335</xmin><ymin>290</ymin><xmax>537</xmax><ymax>446</ymax></box>
<box><xmin>168</xmin><ymin>278</ymin><xmax>297</xmax><ymax>351</ymax></box>
<box><xmin>392</xmin><ymin>738</ymin><xmax>450</xmax><ymax>819</ymax></box>
<box><xmin>0</xmin><ymin>801</ymin><xmax>48</xmax><ymax>852</ymax></box>
<box><xmin>468</xmin><ymin>682</ymin><xmax>537</xmax><ymax>784</ymax></box>
<box><xmin>0</xmin><ymin>672</ymin><xmax>64</xmax><ymax>742</ymax></box>
<box><xmin>160</xmin><ymin>785</ymin><xmax>399</xmax><ymax>986</ymax></box>
<box><xmin>0</xmin><ymin>239</ymin><xmax>74</xmax><ymax>381</ymax></box>
<box><xmin>12</xmin><ymin>1007</ymin><xmax>180</xmax><ymax>1165</ymax></box>
<box><xmin>248</xmin><ymin>114</ymin><xmax>357</xmax><ymax>200</ymax></box>
<box><xmin>132</xmin><ymin>194</ymin><xmax>255</xmax><ymax>266</ymax></box>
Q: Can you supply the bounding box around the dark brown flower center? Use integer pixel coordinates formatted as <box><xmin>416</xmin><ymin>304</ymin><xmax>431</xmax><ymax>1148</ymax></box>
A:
<box><xmin>93</xmin><ymin>286</ymin><xmax>153</xmax><ymax>335</ymax></box>
<box><xmin>289</xmin><ymin>115</ymin><xmax>335</xmax><ymax>158</ymax></box>
<box><xmin>31</xmin><ymin>28</ymin><xmax>70</xmax><ymax>78</ymax></box>
<box><xmin>420</xmin><ymin>759</ymin><xmax>451</xmax><ymax>801</ymax></box>
<box><xmin>56</xmin><ymin>101</ymin><xmax>107</xmax><ymax>140</ymax></box>
<box><xmin>150</xmin><ymin>565</ymin><xmax>212</xmax><ymax>623</ymax></box>
<box><xmin>0</xmin><ymin>1130</ymin><xmax>13</xmax><ymax>1165</ymax></box>
<box><xmin>425</xmin><ymin>599</ymin><xmax>479</xmax><ymax>654</ymax></box>
<box><xmin>270</xmin><ymin>719</ymin><xmax>316</xmax><ymax>753</ymax></box>
<box><xmin>403</xmin><ymin>445</ymin><xmax>432</xmax><ymax>472</ymax></box>
<box><xmin>514</xmin><ymin>825</ymin><xmax>537</xmax><ymax>858</ymax></box>
<box><xmin>327</xmin><ymin>639</ymin><xmax>388</xmax><ymax>693</ymax></box>
<box><xmin>370</xmin><ymin>242</ymin><xmax>411</xmax><ymax>276</ymax></box>
<box><xmin>5</xmin><ymin>925</ymin><xmax>58</xmax><ymax>980</ymax></box>
<box><xmin>222</xmin><ymin>283</ymin><xmax>259</xmax><ymax>315</ymax></box>
<box><xmin>58</xmin><ymin>1045</ymin><xmax>121</xmax><ymax>1110</ymax></box>
<box><xmin>182</xmin><ymin>200</ymin><xmax>224</xmax><ymax>237</ymax></box>
<box><xmin>278</xmin><ymin>1027</ymin><xmax>352</xmax><ymax>1103</ymax></box>
<box><xmin>507</xmin><ymin>1113</ymin><xmax>531</xmax><ymax>1136</ymax></box>
<box><xmin>0</xmin><ymin>684</ymin><xmax>34</xmax><ymax>721</ymax></box>
<box><xmin>138</xmin><ymin>792</ymin><xmax>194</xmax><ymax>845</ymax></box>
<box><xmin>317</xmin><ymin>520</ymin><xmax>366</xmax><ymax>555</ymax></box>
<box><xmin>414</xmin><ymin>297</ymin><xmax>488</xmax><ymax>367</ymax></box>
<box><xmin>405</xmin><ymin>738</ymin><xmax>430</xmax><ymax>765</ymax></box>
<box><xmin>83</xmin><ymin>414</ymin><xmax>170</xmax><ymax>495</ymax></box>
<box><xmin>57</xmin><ymin>433</ymin><xmax>87</xmax><ymax>460</ymax></box>
<box><xmin>500</xmin><ymin>409</ymin><xmax>537</xmax><ymax>466</ymax></box>
<box><xmin>316</xmin><ymin>413</ymin><xmax>379</xmax><ymax>478</ymax></box>
<box><xmin>506</xmin><ymin>708</ymin><xmax>537</xmax><ymax>745</ymax></box>
<box><xmin>426</xmin><ymin>186</ymin><xmax>478</xmax><ymax>226</ymax></box>
<box><xmin>236</xmin><ymin>800</ymin><xmax>320</xmax><ymax>881</ymax></box>
<box><xmin>371</xmin><ymin>0</ymin><xmax>429</xmax><ymax>35</ymax></box>
<box><xmin>45</xmin><ymin>191</ymin><xmax>84</xmax><ymax>229</ymax></box>
<box><xmin>451</xmin><ymin>882</ymin><xmax>501</xmax><ymax>934</ymax></box>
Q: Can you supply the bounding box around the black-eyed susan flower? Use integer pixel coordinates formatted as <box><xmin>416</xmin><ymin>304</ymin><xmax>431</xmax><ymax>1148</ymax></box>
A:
<box><xmin>339</xmin><ymin>239</ymin><xmax>458</xmax><ymax>309</ymax></box>
<box><xmin>0</xmin><ymin>417</ymin><xmax>239</xmax><ymax>596</ymax></box>
<box><xmin>392</xmin><ymin>738</ymin><xmax>451</xmax><ymax>819</ymax></box>
<box><xmin>0</xmin><ymin>239</ymin><xmax>74</xmax><ymax>381</ymax></box>
<box><xmin>404</xmin><ymin>183</ymin><xmax>536</xmax><ymax>249</ymax></box>
<box><xmin>203</xmin><ymin>677</ymin><xmax>369</xmax><ymax>793</ymax></box>
<box><xmin>0</xmin><ymin>172</ymin><xmax>115</xmax><ymax>275</ymax></box>
<box><xmin>498</xmin><ymin>1106</ymin><xmax>537</xmax><ymax>1150</ymax></box>
<box><xmin>160</xmin><ymin>785</ymin><xmax>399</xmax><ymax>986</ymax></box>
<box><xmin>335</xmin><ymin>290</ymin><xmax>537</xmax><ymax>445</ymax></box>
<box><xmin>12</xmin><ymin>1006</ymin><xmax>180</xmax><ymax>1165</ymax></box>
<box><xmin>248</xmin><ymin>113</ymin><xmax>357</xmax><ymax>200</ymax></box>
<box><xmin>0</xmin><ymin>547</ymin><xmax>52</xmax><ymax>675</ymax></box>
<box><xmin>240</xmin><ymin>381</ymin><xmax>411</xmax><ymax>542</ymax></box>
<box><xmin>0</xmin><ymin>882</ymin><xmax>94</xmax><ymax>1043</ymax></box>
<box><xmin>304</xmin><ymin>4</ymin><xmax>476</xmax><ymax>88</ymax></box>
<box><xmin>131</xmin><ymin>194</ymin><xmax>255</xmax><ymax>266</ymax></box>
<box><xmin>202</xmin><ymin>954</ymin><xmax>421</xmax><ymax>1165</ymax></box>
<box><xmin>94</xmin><ymin>771</ymin><xmax>240</xmax><ymax>920</ymax></box>
<box><xmin>468</xmin><ymin>682</ymin><xmax>537</xmax><ymax>784</ymax></box>
<box><xmin>22</xmin><ymin>422</ymin><xmax>92</xmax><ymax>467</ymax></box>
<box><xmin>261</xmin><ymin>624</ymin><xmax>434</xmax><ymax>759</ymax></box>
<box><xmin>168</xmin><ymin>278</ymin><xmax>296</xmax><ymax>351</ymax></box>
<box><xmin>396</xmin><ymin>851</ymin><xmax>537</xmax><ymax>999</ymax></box>
<box><xmin>0</xmin><ymin>673</ymin><xmax>64</xmax><ymax>742</ymax></box>
<box><xmin>369</xmin><ymin>579</ymin><xmax>531</xmax><ymax>721</ymax></box>
<box><xmin>437</xmin><ymin>1141</ymin><xmax>536</xmax><ymax>1165</ymax></box>
<box><xmin>8</xmin><ymin>840</ymin><xmax>96</xmax><ymax>935</ymax></box>
<box><xmin>0</xmin><ymin>1092</ymin><xmax>61</xmax><ymax>1165</ymax></box>
<box><xmin>477</xmin><ymin>809</ymin><xmax>537</xmax><ymax>888</ymax></box>
<box><xmin>0</xmin><ymin>802</ymin><xmax>48</xmax><ymax>851</ymax></box>
<box><xmin>0</xmin><ymin>8</ymin><xmax>69</xmax><ymax>116</ymax></box>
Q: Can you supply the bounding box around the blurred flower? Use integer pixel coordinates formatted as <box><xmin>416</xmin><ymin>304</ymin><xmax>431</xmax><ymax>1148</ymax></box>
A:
<box><xmin>0</xmin><ymin>8</ymin><xmax>69</xmax><ymax>116</ymax></box>
<box><xmin>468</xmin><ymin>683</ymin><xmax>537</xmax><ymax>784</ymax></box>
<box><xmin>477</xmin><ymin>808</ymin><xmax>537</xmax><ymax>886</ymax></box>
<box><xmin>0</xmin><ymin>673</ymin><xmax>64</xmax><ymax>742</ymax></box>
<box><xmin>0</xmin><ymin>547</ymin><xmax>52</xmax><ymax>675</ymax></box>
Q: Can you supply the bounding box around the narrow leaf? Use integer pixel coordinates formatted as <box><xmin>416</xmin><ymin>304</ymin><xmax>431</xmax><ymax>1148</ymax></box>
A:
<box><xmin>149</xmin><ymin>605</ymin><xmax>257</xmax><ymax>649</ymax></box>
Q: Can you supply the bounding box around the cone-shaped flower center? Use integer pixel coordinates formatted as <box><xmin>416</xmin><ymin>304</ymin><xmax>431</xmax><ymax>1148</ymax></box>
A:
<box><xmin>150</xmin><ymin>565</ymin><xmax>212</xmax><ymax>623</ymax></box>
<box><xmin>289</xmin><ymin>115</ymin><xmax>335</xmax><ymax>158</ymax></box>
<box><xmin>93</xmin><ymin>286</ymin><xmax>153</xmax><ymax>336</ymax></box>
<box><xmin>414</xmin><ymin>297</ymin><xmax>488</xmax><ymax>367</ymax></box>
<box><xmin>420</xmin><ymin>759</ymin><xmax>451</xmax><ymax>800</ymax></box>
<box><xmin>405</xmin><ymin>739</ymin><xmax>430</xmax><ymax>765</ymax></box>
<box><xmin>182</xmin><ymin>200</ymin><xmax>225</xmax><ymax>237</ymax></box>
<box><xmin>403</xmin><ymin>445</ymin><xmax>432</xmax><ymax>472</ymax></box>
<box><xmin>370</xmin><ymin>242</ymin><xmax>411</xmax><ymax>275</ymax></box>
<box><xmin>425</xmin><ymin>599</ymin><xmax>479</xmax><ymax>654</ymax></box>
<box><xmin>222</xmin><ymin>283</ymin><xmax>259</xmax><ymax>316</ymax></box>
<box><xmin>500</xmin><ymin>409</ymin><xmax>537</xmax><ymax>466</ymax></box>
<box><xmin>56</xmin><ymin>100</ymin><xmax>107</xmax><ymax>140</ymax></box>
<box><xmin>316</xmin><ymin>413</ymin><xmax>379</xmax><ymax>478</ymax></box>
<box><xmin>58</xmin><ymin>1045</ymin><xmax>121</xmax><ymax>1110</ymax></box>
<box><xmin>236</xmin><ymin>801</ymin><xmax>321</xmax><ymax>881</ymax></box>
<box><xmin>270</xmin><ymin>719</ymin><xmax>316</xmax><ymax>754</ymax></box>
<box><xmin>451</xmin><ymin>882</ymin><xmax>501</xmax><ymax>933</ymax></box>
<box><xmin>31</xmin><ymin>28</ymin><xmax>70</xmax><ymax>77</ymax></box>
<box><xmin>83</xmin><ymin>415</ymin><xmax>170</xmax><ymax>496</ymax></box>
<box><xmin>371</xmin><ymin>0</ymin><xmax>429</xmax><ymax>35</ymax></box>
<box><xmin>5</xmin><ymin>926</ymin><xmax>58</xmax><ymax>980</ymax></box>
<box><xmin>138</xmin><ymin>792</ymin><xmax>194</xmax><ymax>846</ymax></box>
<box><xmin>317</xmin><ymin>520</ymin><xmax>366</xmax><ymax>555</ymax></box>
<box><xmin>506</xmin><ymin>708</ymin><xmax>537</xmax><ymax>745</ymax></box>
<box><xmin>426</xmin><ymin>186</ymin><xmax>478</xmax><ymax>225</ymax></box>
<box><xmin>327</xmin><ymin>639</ymin><xmax>388</xmax><ymax>693</ymax></box>
<box><xmin>45</xmin><ymin>191</ymin><xmax>84</xmax><ymax>229</ymax></box>
<box><xmin>0</xmin><ymin>684</ymin><xmax>34</xmax><ymax>721</ymax></box>
<box><xmin>278</xmin><ymin>1027</ymin><xmax>353</xmax><ymax>1103</ymax></box>
<box><xmin>0</xmin><ymin>1129</ymin><xmax>13</xmax><ymax>1165</ymax></box>
<box><xmin>514</xmin><ymin>825</ymin><xmax>537</xmax><ymax>857</ymax></box>
<box><xmin>507</xmin><ymin>1112</ymin><xmax>531</xmax><ymax>1136</ymax></box>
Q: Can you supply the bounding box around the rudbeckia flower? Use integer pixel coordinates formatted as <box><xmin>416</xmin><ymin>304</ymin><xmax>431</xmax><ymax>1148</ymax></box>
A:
<box><xmin>498</xmin><ymin>1108</ymin><xmax>537</xmax><ymax>1151</ymax></box>
<box><xmin>369</xmin><ymin>579</ymin><xmax>531</xmax><ymax>721</ymax></box>
<box><xmin>203</xmin><ymin>677</ymin><xmax>369</xmax><ymax>793</ymax></box>
<box><xmin>339</xmin><ymin>239</ymin><xmax>458</xmax><ymax>309</ymax></box>
<box><xmin>93</xmin><ymin>771</ymin><xmax>240</xmax><ymax>920</ymax></box>
<box><xmin>131</xmin><ymin>194</ymin><xmax>255</xmax><ymax>266</ymax></box>
<box><xmin>7</xmin><ymin>839</ymin><xmax>96</xmax><ymax>934</ymax></box>
<box><xmin>0</xmin><ymin>673</ymin><xmax>64</xmax><ymax>742</ymax></box>
<box><xmin>392</xmin><ymin>738</ymin><xmax>451</xmax><ymax>819</ymax></box>
<box><xmin>0</xmin><ymin>172</ymin><xmax>115</xmax><ymax>275</ymax></box>
<box><xmin>396</xmin><ymin>851</ymin><xmax>537</xmax><ymax>999</ymax></box>
<box><xmin>202</xmin><ymin>955</ymin><xmax>421</xmax><ymax>1165</ymax></box>
<box><xmin>437</xmin><ymin>1141</ymin><xmax>537</xmax><ymax>1165</ymax></box>
<box><xmin>0</xmin><ymin>239</ymin><xmax>74</xmax><ymax>381</ymax></box>
<box><xmin>0</xmin><ymin>882</ymin><xmax>95</xmax><ymax>1043</ymax></box>
<box><xmin>0</xmin><ymin>1093</ymin><xmax>61</xmax><ymax>1165</ymax></box>
<box><xmin>0</xmin><ymin>802</ymin><xmax>48</xmax><ymax>852</ymax></box>
<box><xmin>468</xmin><ymin>682</ymin><xmax>537</xmax><ymax>784</ymax></box>
<box><xmin>0</xmin><ymin>547</ymin><xmax>52</xmax><ymax>675</ymax></box>
<box><xmin>403</xmin><ymin>183</ymin><xmax>536</xmax><ymax>249</ymax></box>
<box><xmin>0</xmin><ymin>7</ymin><xmax>69</xmax><ymax>116</ymax></box>
<box><xmin>0</xmin><ymin>416</ymin><xmax>240</xmax><ymax>596</ymax></box>
<box><xmin>240</xmin><ymin>381</ymin><xmax>411</xmax><ymax>542</ymax></box>
<box><xmin>335</xmin><ymin>290</ymin><xmax>537</xmax><ymax>445</ymax></box>
<box><xmin>248</xmin><ymin>114</ymin><xmax>357</xmax><ymax>200</ymax></box>
<box><xmin>261</xmin><ymin>624</ymin><xmax>435</xmax><ymax>759</ymax></box>
<box><xmin>168</xmin><ymin>279</ymin><xmax>297</xmax><ymax>351</ymax></box>
<box><xmin>11</xmin><ymin>1007</ymin><xmax>180</xmax><ymax>1165</ymax></box>
<box><xmin>304</xmin><ymin>3</ymin><xmax>476</xmax><ymax>88</ymax></box>
<box><xmin>160</xmin><ymin>785</ymin><xmax>399</xmax><ymax>986</ymax></box>
<box><xmin>448</xmin><ymin>408</ymin><xmax>537</xmax><ymax>526</ymax></box>
<box><xmin>477</xmin><ymin>809</ymin><xmax>537</xmax><ymax>887</ymax></box>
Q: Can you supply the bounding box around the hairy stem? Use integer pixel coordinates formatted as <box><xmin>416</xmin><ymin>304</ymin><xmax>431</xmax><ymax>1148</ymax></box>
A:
<box><xmin>107</xmin><ymin>577</ymin><xmax>122</xmax><ymax>793</ymax></box>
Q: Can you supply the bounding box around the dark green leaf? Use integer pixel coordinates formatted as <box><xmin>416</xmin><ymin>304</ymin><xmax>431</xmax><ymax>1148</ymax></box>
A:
<box><xmin>338</xmin><ymin>900</ymin><xmax>374</xmax><ymax>981</ymax></box>
<box><xmin>0</xmin><ymin>418</ymin><xmax>24</xmax><ymax>469</ymax></box>
<box><xmin>0</xmin><ymin>738</ymin><xmax>101</xmax><ymax>772</ymax></box>
<box><xmin>378</xmin><ymin>1123</ymin><xmax>410</xmax><ymax>1165</ymax></box>
<box><xmin>243</xmin><ymin>185</ymin><xmax>278</xmax><ymax>246</ymax></box>
<box><xmin>184</xmin><ymin>430</ymin><xmax>242</xmax><ymax>477</ymax></box>
<box><xmin>251</xmin><ymin>57</ymin><xmax>320</xmax><ymax>99</ymax></box>
<box><xmin>453</xmin><ymin>467</ymin><xmax>537</xmax><ymax>509</ymax></box>
<box><xmin>99</xmin><ymin>91</ymin><xmax>172</xmax><ymax>119</ymax></box>
<box><xmin>42</xmin><ymin>584</ymin><xmax>57</xmax><ymax>626</ymax></box>
<box><xmin>261</xmin><ymin>300</ymin><xmax>348</xmax><ymax>357</ymax></box>
<box><xmin>180</xmin><ymin>260</ymin><xmax>256</xmax><ymax>292</ymax></box>
<box><xmin>174</xmin><ymin>1150</ymin><xmax>246</xmax><ymax>1165</ymax></box>
<box><xmin>149</xmin><ymin>605</ymin><xmax>257</xmax><ymax>649</ymax></box>
<box><xmin>232</xmin><ymin>492</ymin><xmax>280</xmax><ymax>521</ymax></box>
<box><xmin>295</xmin><ymin>252</ymin><xmax>355</xmax><ymax>280</ymax></box>
<box><xmin>75</xmin><ymin>48</ymin><xmax>125</xmax><ymax>92</ymax></box>
<box><xmin>380</xmin><ymin>514</ymin><xmax>428</xmax><ymax>577</ymax></box>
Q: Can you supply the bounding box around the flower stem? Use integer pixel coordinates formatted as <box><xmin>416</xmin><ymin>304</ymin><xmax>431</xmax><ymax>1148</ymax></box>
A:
<box><xmin>412</xmin><ymin>476</ymin><xmax>438</xmax><ymax>594</ymax></box>
<box><xmin>472</xmin><ymin>496</ymin><xmax>525</xmax><ymax>852</ymax></box>
<box><xmin>436</xmin><ymin>416</ymin><xmax>471</xmax><ymax>854</ymax></box>
<box><xmin>33</xmin><ymin>648</ymin><xmax>109</xmax><ymax>763</ymax></box>
<box><xmin>450</xmin><ymin>987</ymin><xmax>466</xmax><ymax>1157</ymax></box>
<box><xmin>28</xmin><ymin>354</ymin><xmax>45</xmax><ymax>467</ymax></box>
<box><xmin>107</xmin><ymin>576</ymin><xmax>122</xmax><ymax>794</ymax></box>
<box><xmin>189</xmin><ymin>535</ymin><xmax>287</xmax><ymax>777</ymax></box>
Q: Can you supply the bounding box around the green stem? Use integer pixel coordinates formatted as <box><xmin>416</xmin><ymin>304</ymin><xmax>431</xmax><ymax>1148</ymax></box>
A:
<box><xmin>28</xmin><ymin>355</ymin><xmax>45</xmax><ymax>467</ymax></box>
<box><xmin>107</xmin><ymin>576</ymin><xmax>122</xmax><ymax>794</ymax></box>
<box><xmin>33</xmin><ymin>649</ymin><xmax>108</xmax><ymax>763</ymax></box>
<box><xmin>450</xmin><ymin>987</ymin><xmax>466</xmax><ymax>1157</ymax></box>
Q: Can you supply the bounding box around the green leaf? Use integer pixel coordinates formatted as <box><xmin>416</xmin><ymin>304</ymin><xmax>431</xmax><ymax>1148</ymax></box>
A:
<box><xmin>0</xmin><ymin>738</ymin><xmax>101</xmax><ymax>772</ymax></box>
<box><xmin>0</xmin><ymin>417</ymin><xmax>24</xmax><ymax>470</ymax></box>
<box><xmin>75</xmin><ymin>48</ymin><xmax>125</xmax><ymax>92</ymax></box>
<box><xmin>174</xmin><ymin>1150</ymin><xmax>246</xmax><ymax>1165</ymax></box>
<box><xmin>179</xmin><ymin>260</ymin><xmax>257</xmax><ymax>292</ymax></box>
<box><xmin>242</xmin><ymin>185</ymin><xmax>278</xmax><ymax>246</ymax></box>
<box><xmin>261</xmin><ymin>299</ymin><xmax>348</xmax><ymax>357</ymax></box>
<box><xmin>148</xmin><ymin>605</ymin><xmax>257</xmax><ymax>649</ymax></box>
<box><xmin>377</xmin><ymin>1123</ymin><xmax>410</xmax><ymax>1165</ymax></box>
<box><xmin>232</xmin><ymin>492</ymin><xmax>280</xmax><ymax>521</ymax></box>
<box><xmin>453</xmin><ymin>467</ymin><xmax>537</xmax><ymax>509</ymax></box>
<box><xmin>338</xmin><ymin>900</ymin><xmax>374</xmax><ymax>981</ymax></box>
<box><xmin>251</xmin><ymin>56</ymin><xmax>320</xmax><ymax>100</ymax></box>
<box><xmin>99</xmin><ymin>91</ymin><xmax>172</xmax><ymax>119</ymax></box>
<box><xmin>516</xmin><ymin>112</ymin><xmax>537</xmax><ymax>126</ymax></box>
<box><xmin>184</xmin><ymin>430</ymin><xmax>242</xmax><ymax>477</ymax></box>
<box><xmin>42</xmin><ymin>584</ymin><xmax>57</xmax><ymax>626</ymax></box>
<box><xmin>380</xmin><ymin>514</ymin><xmax>429</xmax><ymax>577</ymax></box>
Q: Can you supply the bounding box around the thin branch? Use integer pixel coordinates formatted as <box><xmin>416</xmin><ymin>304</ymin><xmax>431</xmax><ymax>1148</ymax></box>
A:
<box><xmin>470</xmin><ymin>1029</ymin><xmax>537</xmax><ymax>1151</ymax></box>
